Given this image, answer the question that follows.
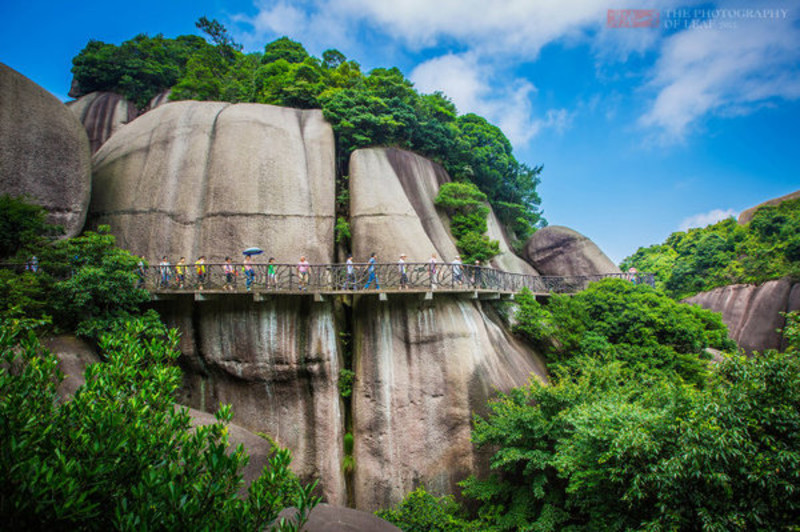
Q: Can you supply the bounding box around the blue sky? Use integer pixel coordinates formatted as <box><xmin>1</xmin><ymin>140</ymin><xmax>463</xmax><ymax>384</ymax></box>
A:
<box><xmin>2</xmin><ymin>0</ymin><xmax>798</xmax><ymax>263</ymax></box>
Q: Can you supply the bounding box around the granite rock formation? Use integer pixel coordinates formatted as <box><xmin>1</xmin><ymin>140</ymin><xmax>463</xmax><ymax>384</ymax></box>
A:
<box><xmin>90</xmin><ymin>101</ymin><xmax>335</xmax><ymax>263</ymax></box>
<box><xmin>523</xmin><ymin>225</ymin><xmax>620</xmax><ymax>276</ymax></box>
<box><xmin>0</xmin><ymin>63</ymin><xmax>91</xmax><ymax>237</ymax></box>
<box><xmin>684</xmin><ymin>278</ymin><xmax>800</xmax><ymax>354</ymax></box>
<box><xmin>67</xmin><ymin>92</ymin><xmax>138</xmax><ymax>153</ymax></box>
<box><xmin>157</xmin><ymin>296</ymin><xmax>346</xmax><ymax>505</ymax></box>
<box><xmin>351</xmin><ymin>296</ymin><xmax>547</xmax><ymax>510</ymax></box>
<box><xmin>349</xmin><ymin>148</ymin><xmax>546</xmax><ymax>510</ymax></box>
<box><xmin>349</xmin><ymin>147</ymin><xmax>536</xmax><ymax>274</ymax></box>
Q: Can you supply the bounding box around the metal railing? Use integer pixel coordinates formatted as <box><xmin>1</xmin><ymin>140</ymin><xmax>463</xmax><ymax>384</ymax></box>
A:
<box><xmin>140</xmin><ymin>262</ymin><xmax>655</xmax><ymax>295</ymax></box>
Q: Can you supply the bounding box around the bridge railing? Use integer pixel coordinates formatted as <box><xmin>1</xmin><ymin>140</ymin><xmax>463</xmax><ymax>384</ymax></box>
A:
<box><xmin>143</xmin><ymin>262</ymin><xmax>655</xmax><ymax>294</ymax></box>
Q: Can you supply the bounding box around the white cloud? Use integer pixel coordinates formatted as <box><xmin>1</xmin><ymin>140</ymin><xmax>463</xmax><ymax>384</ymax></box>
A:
<box><xmin>231</xmin><ymin>0</ymin><xmax>800</xmax><ymax>146</ymax></box>
<box><xmin>410</xmin><ymin>53</ymin><xmax>572</xmax><ymax>146</ymax></box>
<box><xmin>640</xmin><ymin>10</ymin><xmax>800</xmax><ymax>142</ymax></box>
<box><xmin>679</xmin><ymin>208</ymin><xmax>738</xmax><ymax>231</ymax></box>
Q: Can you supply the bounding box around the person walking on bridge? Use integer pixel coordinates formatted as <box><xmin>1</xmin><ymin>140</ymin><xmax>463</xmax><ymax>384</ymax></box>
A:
<box><xmin>429</xmin><ymin>253</ymin><xmax>438</xmax><ymax>289</ymax></box>
<box><xmin>176</xmin><ymin>257</ymin><xmax>186</xmax><ymax>288</ymax></box>
<box><xmin>398</xmin><ymin>253</ymin><xmax>408</xmax><ymax>289</ymax></box>
<box><xmin>364</xmin><ymin>252</ymin><xmax>380</xmax><ymax>290</ymax></box>
<box><xmin>195</xmin><ymin>256</ymin><xmax>207</xmax><ymax>290</ymax></box>
<box><xmin>244</xmin><ymin>255</ymin><xmax>255</xmax><ymax>291</ymax></box>
<box><xmin>159</xmin><ymin>256</ymin><xmax>171</xmax><ymax>288</ymax></box>
<box><xmin>297</xmin><ymin>256</ymin><xmax>310</xmax><ymax>291</ymax></box>
<box><xmin>346</xmin><ymin>253</ymin><xmax>357</xmax><ymax>290</ymax></box>
<box><xmin>224</xmin><ymin>257</ymin><xmax>235</xmax><ymax>290</ymax></box>
<box><xmin>267</xmin><ymin>257</ymin><xmax>277</xmax><ymax>289</ymax></box>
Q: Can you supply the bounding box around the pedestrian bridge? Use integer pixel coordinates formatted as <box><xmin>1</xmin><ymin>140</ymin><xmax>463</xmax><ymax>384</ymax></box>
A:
<box><xmin>144</xmin><ymin>262</ymin><xmax>655</xmax><ymax>302</ymax></box>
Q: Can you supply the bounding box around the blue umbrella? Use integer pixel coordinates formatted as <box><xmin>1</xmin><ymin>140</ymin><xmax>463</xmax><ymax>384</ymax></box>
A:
<box><xmin>243</xmin><ymin>247</ymin><xmax>264</xmax><ymax>256</ymax></box>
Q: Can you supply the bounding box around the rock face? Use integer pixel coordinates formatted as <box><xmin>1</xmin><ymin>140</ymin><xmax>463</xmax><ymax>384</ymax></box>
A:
<box><xmin>738</xmin><ymin>189</ymin><xmax>800</xmax><ymax>225</ymax></box>
<box><xmin>349</xmin><ymin>147</ymin><xmax>535</xmax><ymax>274</ymax></box>
<box><xmin>90</xmin><ymin>101</ymin><xmax>335</xmax><ymax>263</ymax></box>
<box><xmin>684</xmin><ymin>278</ymin><xmax>800</xmax><ymax>353</ymax></box>
<box><xmin>67</xmin><ymin>92</ymin><xmax>138</xmax><ymax>153</ymax></box>
<box><xmin>524</xmin><ymin>225</ymin><xmax>620</xmax><ymax>276</ymax></box>
<box><xmin>351</xmin><ymin>296</ymin><xmax>547</xmax><ymax>510</ymax></box>
<box><xmin>486</xmin><ymin>209</ymin><xmax>539</xmax><ymax>274</ymax></box>
<box><xmin>350</xmin><ymin>148</ymin><xmax>458</xmax><ymax>264</ymax></box>
<box><xmin>349</xmin><ymin>148</ymin><xmax>546</xmax><ymax>510</ymax></box>
<box><xmin>157</xmin><ymin>296</ymin><xmax>346</xmax><ymax>505</ymax></box>
<box><xmin>0</xmin><ymin>63</ymin><xmax>91</xmax><ymax>237</ymax></box>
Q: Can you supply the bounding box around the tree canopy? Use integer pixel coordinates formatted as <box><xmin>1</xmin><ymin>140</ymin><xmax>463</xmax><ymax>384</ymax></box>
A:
<box><xmin>621</xmin><ymin>198</ymin><xmax>800</xmax><ymax>299</ymax></box>
<box><xmin>70</xmin><ymin>25</ymin><xmax>546</xmax><ymax>239</ymax></box>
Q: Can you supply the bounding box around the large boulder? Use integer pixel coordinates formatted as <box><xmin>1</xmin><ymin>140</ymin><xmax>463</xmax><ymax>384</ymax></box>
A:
<box><xmin>349</xmin><ymin>147</ymin><xmax>547</xmax><ymax>510</ymax></box>
<box><xmin>523</xmin><ymin>225</ymin><xmax>620</xmax><ymax>276</ymax></box>
<box><xmin>158</xmin><ymin>296</ymin><xmax>346</xmax><ymax>505</ymax></box>
<box><xmin>67</xmin><ymin>92</ymin><xmax>138</xmax><ymax>153</ymax></box>
<box><xmin>350</xmin><ymin>147</ymin><xmax>535</xmax><ymax>274</ymax></box>
<box><xmin>351</xmin><ymin>295</ymin><xmax>547</xmax><ymax>511</ymax></box>
<box><xmin>0</xmin><ymin>63</ymin><xmax>91</xmax><ymax>237</ymax></box>
<box><xmin>90</xmin><ymin>101</ymin><xmax>335</xmax><ymax>263</ymax></box>
<box><xmin>684</xmin><ymin>278</ymin><xmax>800</xmax><ymax>353</ymax></box>
<box><xmin>279</xmin><ymin>504</ymin><xmax>401</xmax><ymax>531</ymax></box>
<box><xmin>350</xmin><ymin>148</ymin><xmax>458</xmax><ymax>264</ymax></box>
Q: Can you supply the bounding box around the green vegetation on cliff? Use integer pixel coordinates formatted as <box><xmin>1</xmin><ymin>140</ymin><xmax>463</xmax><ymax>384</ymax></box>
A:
<box><xmin>621</xmin><ymin>198</ymin><xmax>800</xmax><ymax>299</ymax></box>
<box><xmin>0</xmin><ymin>197</ymin><xmax>317</xmax><ymax>528</ymax></box>
<box><xmin>381</xmin><ymin>281</ymin><xmax>800</xmax><ymax>531</ymax></box>
<box><xmin>70</xmin><ymin>23</ymin><xmax>545</xmax><ymax>240</ymax></box>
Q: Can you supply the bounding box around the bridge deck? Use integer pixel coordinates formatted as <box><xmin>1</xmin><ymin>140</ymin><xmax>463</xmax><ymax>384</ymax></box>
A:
<box><xmin>143</xmin><ymin>261</ymin><xmax>654</xmax><ymax>299</ymax></box>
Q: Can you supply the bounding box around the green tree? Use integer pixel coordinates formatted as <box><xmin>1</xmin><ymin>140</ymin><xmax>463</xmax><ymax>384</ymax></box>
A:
<box><xmin>376</xmin><ymin>486</ymin><xmax>475</xmax><ymax>532</ymax></box>
<box><xmin>0</xmin><ymin>316</ymin><xmax>318</xmax><ymax>530</ymax></box>
<box><xmin>512</xmin><ymin>279</ymin><xmax>735</xmax><ymax>385</ymax></box>
<box><xmin>435</xmin><ymin>182</ymin><xmax>500</xmax><ymax>263</ymax></box>
<box><xmin>622</xmin><ymin>198</ymin><xmax>800</xmax><ymax>299</ymax></box>
<box><xmin>36</xmin><ymin>225</ymin><xmax>150</xmax><ymax>339</ymax></box>
<box><xmin>261</xmin><ymin>36</ymin><xmax>310</xmax><ymax>64</ymax></box>
<box><xmin>462</xmin><ymin>342</ymin><xmax>800</xmax><ymax>531</ymax></box>
<box><xmin>0</xmin><ymin>194</ymin><xmax>59</xmax><ymax>259</ymax></box>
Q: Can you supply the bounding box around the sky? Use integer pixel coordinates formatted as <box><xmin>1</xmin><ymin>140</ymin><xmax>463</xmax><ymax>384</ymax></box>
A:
<box><xmin>1</xmin><ymin>0</ymin><xmax>798</xmax><ymax>263</ymax></box>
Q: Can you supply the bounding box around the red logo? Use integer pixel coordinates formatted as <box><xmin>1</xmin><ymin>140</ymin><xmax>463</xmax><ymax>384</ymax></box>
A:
<box><xmin>607</xmin><ymin>9</ymin><xmax>660</xmax><ymax>28</ymax></box>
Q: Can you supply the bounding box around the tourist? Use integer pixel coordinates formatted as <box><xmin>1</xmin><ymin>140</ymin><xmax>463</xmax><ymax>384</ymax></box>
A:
<box><xmin>452</xmin><ymin>255</ymin><xmax>463</xmax><ymax>286</ymax></box>
<box><xmin>136</xmin><ymin>256</ymin><xmax>146</xmax><ymax>288</ymax></box>
<box><xmin>159</xmin><ymin>256</ymin><xmax>171</xmax><ymax>288</ymax></box>
<box><xmin>224</xmin><ymin>257</ymin><xmax>235</xmax><ymax>290</ymax></box>
<box><xmin>267</xmin><ymin>257</ymin><xmax>277</xmax><ymax>289</ymax></box>
<box><xmin>364</xmin><ymin>252</ymin><xmax>380</xmax><ymax>290</ymax></box>
<box><xmin>472</xmin><ymin>259</ymin><xmax>482</xmax><ymax>288</ymax></box>
<box><xmin>398</xmin><ymin>253</ymin><xmax>408</xmax><ymax>289</ymax></box>
<box><xmin>297</xmin><ymin>256</ymin><xmax>310</xmax><ymax>290</ymax></box>
<box><xmin>195</xmin><ymin>256</ymin><xmax>206</xmax><ymax>290</ymax></box>
<box><xmin>176</xmin><ymin>257</ymin><xmax>186</xmax><ymax>288</ymax></box>
<box><xmin>244</xmin><ymin>255</ymin><xmax>255</xmax><ymax>291</ymax></box>
<box><xmin>346</xmin><ymin>253</ymin><xmax>356</xmax><ymax>290</ymax></box>
<box><xmin>429</xmin><ymin>252</ymin><xmax>438</xmax><ymax>289</ymax></box>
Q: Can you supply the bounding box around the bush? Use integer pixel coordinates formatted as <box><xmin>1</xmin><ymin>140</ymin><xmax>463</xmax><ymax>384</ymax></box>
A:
<box><xmin>513</xmin><ymin>279</ymin><xmax>736</xmax><ymax>385</ymax></box>
<box><xmin>0</xmin><ymin>316</ymin><xmax>317</xmax><ymax>530</ymax></box>
<box><xmin>462</xmin><ymin>346</ymin><xmax>800</xmax><ymax>531</ymax></box>
<box><xmin>435</xmin><ymin>182</ymin><xmax>500</xmax><ymax>263</ymax></box>
<box><xmin>376</xmin><ymin>486</ymin><xmax>475</xmax><ymax>532</ymax></box>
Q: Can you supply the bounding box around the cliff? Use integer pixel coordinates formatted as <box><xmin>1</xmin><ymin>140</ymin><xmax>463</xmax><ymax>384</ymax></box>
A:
<box><xmin>684</xmin><ymin>278</ymin><xmax>800</xmax><ymax>353</ymax></box>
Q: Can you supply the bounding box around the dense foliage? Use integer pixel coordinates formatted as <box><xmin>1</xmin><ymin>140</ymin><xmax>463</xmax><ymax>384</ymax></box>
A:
<box><xmin>460</xmin><ymin>340</ymin><xmax>800</xmax><ymax>531</ymax></box>
<box><xmin>0</xmin><ymin>199</ymin><xmax>150</xmax><ymax>341</ymax></box>
<box><xmin>0</xmin><ymin>316</ymin><xmax>317</xmax><ymax>529</ymax></box>
<box><xmin>512</xmin><ymin>279</ymin><xmax>735</xmax><ymax>385</ymax></box>
<box><xmin>435</xmin><ymin>182</ymin><xmax>500</xmax><ymax>263</ymax></box>
<box><xmin>70</xmin><ymin>25</ymin><xmax>545</xmax><ymax>238</ymax></box>
<box><xmin>621</xmin><ymin>199</ymin><xmax>800</xmax><ymax>299</ymax></box>
<box><xmin>376</xmin><ymin>486</ymin><xmax>475</xmax><ymax>532</ymax></box>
